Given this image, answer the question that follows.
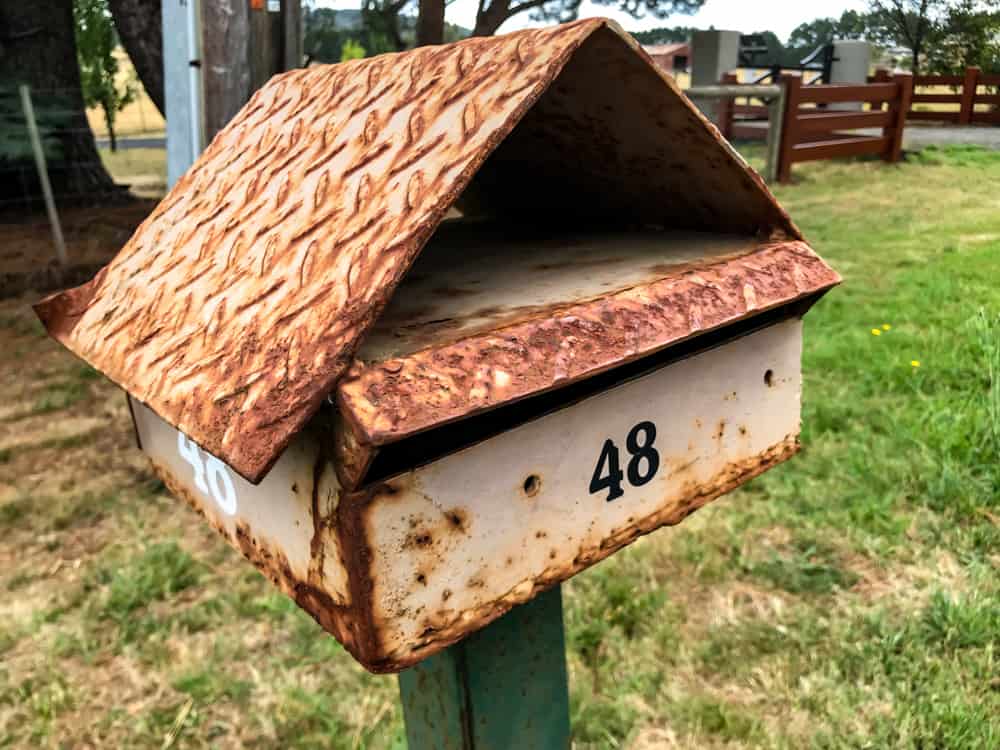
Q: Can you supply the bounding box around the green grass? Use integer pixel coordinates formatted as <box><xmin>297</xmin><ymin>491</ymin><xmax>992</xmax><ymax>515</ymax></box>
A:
<box><xmin>0</xmin><ymin>491</ymin><xmax>117</xmax><ymax>534</ymax></box>
<box><xmin>1</xmin><ymin>144</ymin><xmax>998</xmax><ymax>747</ymax></box>
<box><xmin>99</xmin><ymin>146</ymin><xmax>166</xmax><ymax>197</ymax></box>
<box><xmin>89</xmin><ymin>542</ymin><xmax>204</xmax><ymax>642</ymax></box>
<box><xmin>0</xmin><ymin>312</ymin><xmax>46</xmax><ymax>338</ymax></box>
<box><xmin>564</xmin><ymin>145</ymin><xmax>1000</xmax><ymax>747</ymax></box>
<box><xmin>31</xmin><ymin>380</ymin><xmax>90</xmax><ymax>414</ymax></box>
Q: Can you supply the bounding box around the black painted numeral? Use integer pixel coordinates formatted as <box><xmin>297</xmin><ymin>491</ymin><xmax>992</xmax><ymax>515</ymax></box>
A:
<box><xmin>589</xmin><ymin>439</ymin><xmax>625</xmax><ymax>502</ymax></box>
<box><xmin>590</xmin><ymin>421</ymin><xmax>660</xmax><ymax>502</ymax></box>
<box><xmin>626</xmin><ymin>421</ymin><xmax>659</xmax><ymax>487</ymax></box>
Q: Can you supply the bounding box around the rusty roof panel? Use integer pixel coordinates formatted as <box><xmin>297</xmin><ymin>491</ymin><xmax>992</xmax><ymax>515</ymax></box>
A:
<box><xmin>34</xmin><ymin>18</ymin><xmax>805</xmax><ymax>483</ymax></box>
<box><xmin>335</xmin><ymin>240</ymin><xmax>839</xmax><ymax>447</ymax></box>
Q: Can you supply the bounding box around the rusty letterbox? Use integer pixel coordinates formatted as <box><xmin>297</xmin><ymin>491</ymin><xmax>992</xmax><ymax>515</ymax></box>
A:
<box><xmin>35</xmin><ymin>19</ymin><xmax>839</xmax><ymax>672</ymax></box>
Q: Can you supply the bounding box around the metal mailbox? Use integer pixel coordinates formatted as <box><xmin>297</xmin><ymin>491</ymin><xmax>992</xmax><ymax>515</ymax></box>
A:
<box><xmin>35</xmin><ymin>18</ymin><xmax>839</xmax><ymax>673</ymax></box>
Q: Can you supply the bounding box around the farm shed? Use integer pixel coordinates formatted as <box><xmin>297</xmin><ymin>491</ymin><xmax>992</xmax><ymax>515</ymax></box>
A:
<box><xmin>643</xmin><ymin>41</ymin><xmax>690</xmax><ymax>73</ymax></box>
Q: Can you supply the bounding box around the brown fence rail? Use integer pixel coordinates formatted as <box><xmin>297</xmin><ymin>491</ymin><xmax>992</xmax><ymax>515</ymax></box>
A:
<box><xmin>717</xmin><ymin>73</ymin><xmax>772</xmax><ymax>141</ymax></box>
<box><xmin>776</xmin><ymin>74</ymin><xmax>913</xmax><ymax>183</ymax></box>
<box><xmin>869</xmin><ymin>66</ymin><xmax>1000</xmax><ymax>125</ymax></box>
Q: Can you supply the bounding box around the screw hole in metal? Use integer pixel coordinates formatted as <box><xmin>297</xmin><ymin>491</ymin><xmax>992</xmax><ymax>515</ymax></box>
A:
<box><xmin>522</xmin><ymin>474</ymin><xmax>541</xmax><ymax>497</ymax></box>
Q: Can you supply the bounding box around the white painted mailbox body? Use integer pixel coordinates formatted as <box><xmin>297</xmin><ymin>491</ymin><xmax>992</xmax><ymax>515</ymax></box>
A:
<box><xmin>36</xmin><ymin>20</ymin><xmax>839</xmax><ymax>673</ymax></box>
<box><xmin>130</xmin><ymin>319</ymin><xmax>803</xmax><ymax>671</ymax></box>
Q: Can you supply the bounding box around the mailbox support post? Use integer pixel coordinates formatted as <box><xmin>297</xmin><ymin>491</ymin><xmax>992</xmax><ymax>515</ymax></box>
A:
<box><xmin>398</xmin><ymin>585</ymin><xmax>571</xmax><ymax>749</ymax></box>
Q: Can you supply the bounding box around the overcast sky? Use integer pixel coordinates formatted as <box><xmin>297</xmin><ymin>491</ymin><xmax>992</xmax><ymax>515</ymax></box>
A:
<box><xmin>314</xmin><ymin>0</ymin><xmax>870</xmax><ymax>44</ymax></box>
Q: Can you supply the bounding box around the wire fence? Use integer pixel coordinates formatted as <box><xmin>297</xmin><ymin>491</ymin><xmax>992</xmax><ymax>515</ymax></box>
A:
<box><xmin>0</xmin><ymin>85</ymin><xmax>125</xmax><ymax>215</ymax></box>
<box><xmin>0</xmin><ymin>85</ymin><xmax>156</xmax><ymax>275</ymax></box>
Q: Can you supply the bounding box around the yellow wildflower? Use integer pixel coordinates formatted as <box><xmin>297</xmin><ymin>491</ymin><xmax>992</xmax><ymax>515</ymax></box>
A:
<box><xmin>882</xmin><ymin>324</ymin><xmax>891</xmax><ymax>330</ymax></box>
<box><xmin>871</xmin><ymin>328</ymin><xmax>881</xmax><ymax>336</ymax></box>
<box><xmin>911</xmin><ymin>360</ymin><xmax>921</xmax><ymax>368</ymax></box>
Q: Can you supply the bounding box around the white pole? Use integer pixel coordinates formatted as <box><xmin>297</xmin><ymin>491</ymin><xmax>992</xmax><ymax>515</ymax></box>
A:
<box><xmin>765</xmin><ymin>83</ymin><xmax>786</xmax><ymax>184</ymax></box>
<box><xmin>19</xmin><ymin>84</ymin><xmax>68</xmax><ymax>266</ymax></box>
<box><xmin>186</xmin><ymin>0</ymin><xmax>204</xmax><ymax>156</ymax></box>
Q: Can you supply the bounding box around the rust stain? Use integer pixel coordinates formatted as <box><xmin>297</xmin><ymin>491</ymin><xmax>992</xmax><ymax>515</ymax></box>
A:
<box><xmin>370</xmin><ymin>434</ymin><xmax>801</xmax><ymax>670</ymax></box>
<box><xmin>33</xmin><ymin>17</ymin><xmax>807</xmax><ymax>485</ymax></box>
<box><xmin>331</xmin><ymin>410</ymin><xmax>377</xmax><ymax>489</ymax></box>
<box><xmin>337</xmin><ymin>241</ymin><xmax>838</xmax><ymax>446</ymax></box>
<box><xmin>148</xmin><ymin>457</ymin><xmax>382</xmax><ymax>669</ymax></box>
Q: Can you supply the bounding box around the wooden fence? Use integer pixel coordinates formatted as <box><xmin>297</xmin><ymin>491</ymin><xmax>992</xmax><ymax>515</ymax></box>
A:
<box><xmin>775</xmin><ymin>73</ymin><xmax>913</xmax><ymax>183</ymax></box>
<box><xmin>717</xmin><ymin>73</ymin><xmax>770</xmax><ymax>141</ymax></box>
<box><xmin>710</xmin><ymin>74</ymin><xmax>914</xmax><ymax>182</ymax></box>
<box><xmin>871</xmin><ymin>66</ymin><xmax>1000</xmax><ymax>125</ymax></box>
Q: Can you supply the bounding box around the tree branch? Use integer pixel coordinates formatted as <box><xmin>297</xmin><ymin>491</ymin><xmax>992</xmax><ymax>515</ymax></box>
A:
<box><xmin>509</xmin><ymin>0</ymin><xmax>550</xmax><ymax>13</ymax></box>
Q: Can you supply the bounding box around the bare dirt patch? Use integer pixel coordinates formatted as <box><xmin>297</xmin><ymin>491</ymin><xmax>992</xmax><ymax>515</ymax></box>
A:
<box><xmin>0</xmin><ymin>202</ymin><xmax>153</xmax><ymax>299</ymax></box>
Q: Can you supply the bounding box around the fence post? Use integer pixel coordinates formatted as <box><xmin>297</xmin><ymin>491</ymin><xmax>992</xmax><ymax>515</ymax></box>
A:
<box><xmin>959</xmin><ymin>66</ymin><xmax>980</xmax><ymax>125</ymax></box>
<box><xmin>19</xmin><ymin>84</ymin><xmax>68</xmax><ymax>266</ymax></box>
<box><xmin>872</xmin><ymin>68</ymin><xmax>891</xmax><ymax>112</ymax></box>
<box><xmin>764</xmin><ymin>82</ymin><xmax>786</xmax><ymax>183</ymax></box>
<box><xmin>717</xmin><ymin>72</ymin><xmax>738</xmax><ymax>140</ymax></box>
<box><xmin>399</xmin><ymin>585</ymin><xmax>570</xmax><ymax>749</ymax></box>
<box><xmin>776</xmin><ymin>74</ymin><xmax>801</xmax><ymax>183</ymax></box>
<box><xmin>886</xmin><ymin>73</ymin><xmax>913</xmax><ymax>163</ymax></box>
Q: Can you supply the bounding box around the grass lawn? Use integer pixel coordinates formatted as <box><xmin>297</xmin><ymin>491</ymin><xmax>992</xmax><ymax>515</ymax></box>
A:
<box><xmin>0</xmin><ymin>145</ymin><xmax>997</xmax><ymax>748</ymax></box>
<box><xmin>100</xmin><ymin>147</ymin><xmax>167</xmax><ymax>199</ymax></box>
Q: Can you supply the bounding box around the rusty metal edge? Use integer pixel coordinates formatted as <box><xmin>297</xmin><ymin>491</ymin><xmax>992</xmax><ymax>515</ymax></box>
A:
<box><xmin>335</xmin><ymin>241</ymin><xmax>840</xmax><ymax>449</ymax></box>
<box><xmin>147</xmin><ymin>455</ymin><xmax>378</xmax><ymax>665</ymax></box>
<box><xmin>331</xmin><ymin>409</ymin><xmax>379</xmax><ymax>490</ymax></box>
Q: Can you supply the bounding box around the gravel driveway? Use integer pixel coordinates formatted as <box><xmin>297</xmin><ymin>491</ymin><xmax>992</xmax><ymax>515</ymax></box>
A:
<box><xmin>898</xmin><ymin>124</ymin><xmax>1000</xmax><ymax>150</ymax></box>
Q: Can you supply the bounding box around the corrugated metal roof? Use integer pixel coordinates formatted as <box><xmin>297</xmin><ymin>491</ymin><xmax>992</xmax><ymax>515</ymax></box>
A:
<box><xmin>35</xmin><ymin>18</ymin><xmax>803</xmax><ymax>483</ymax></box>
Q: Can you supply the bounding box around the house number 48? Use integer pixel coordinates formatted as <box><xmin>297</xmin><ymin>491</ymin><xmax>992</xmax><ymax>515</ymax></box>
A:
<box><xmin>589</xmin><ymin>421</ymin><xmax>660</xmax><ymax>502</ymax></box>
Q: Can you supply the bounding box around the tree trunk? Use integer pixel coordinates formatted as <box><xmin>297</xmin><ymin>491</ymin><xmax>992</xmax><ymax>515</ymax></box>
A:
<box><xmin>362</xmin><ymin>1</ymin><xmax>407</xmax><ymax>52</ymax></box>
<box><xmin>108</xmin><ymin>0</ymin><xmax>164</xmax><ymax>116</ymax></box>
<box><xmin>0</xmin><ymin>0</ymin><xmax>124</xmax><ymax>205</ymax></box>
<box><xmin>473</xmin><ymin>0</ymin><xmax>511</xmax><ymax>37</ymax></box>
<box><xmin>104</xmin><ymin>105</ymin><xmax>117</xmax><ymax>153</ymax></box>
<box><xmin>417</xmin><ymin>0</ymin><xmax>445</xmax><ymax>46</ymax></box>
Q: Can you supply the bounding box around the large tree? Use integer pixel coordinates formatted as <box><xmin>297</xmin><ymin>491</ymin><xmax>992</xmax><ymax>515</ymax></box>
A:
<box><xmin>76</xmin><ymin>0</ymin><xmax>136</xmax><ymax>152</ymax></box>
<box><xmin>788</xmin><ymin>10</ymin><xmax>870</xmax><ymax>49</ymax></box>
<box><xmin>868</xmin><ymin>0</ymin><xmax>947</xmax><ymax>73</ymax></box>
<box><xmin>417</xmin><ymin>0</ymin><xmax>445</xmax><ymax>46</ymax></box>
<box><xmin>107</xmin><ymin>0</ymin><xmax>163</xmax><ymax>115</ymax></box>
<box><xmin>925</xmin><ymin>0</ymin><xmax>1000</xmax><ymax>73</ymax></box>
<box><xmin>0</xmin><ymin>0</ymin><xmax>122</xmax><ymax>203</ymax></box>
<box><xmin>629</xmin><ymin>25</ymin><xmax>697</xmax><ymax>44</ymax></box>
<box><xmin>482</xmin><ymin>0</ymin><xmax>704</xmax><ymax>38</ymax></box>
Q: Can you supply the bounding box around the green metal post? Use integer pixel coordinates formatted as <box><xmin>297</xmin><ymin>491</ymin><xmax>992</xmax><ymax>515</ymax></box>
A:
<box><xmin>398</xmin><ymin>585</ymin><xmax>570</xmax><ymax>749</ymax></box>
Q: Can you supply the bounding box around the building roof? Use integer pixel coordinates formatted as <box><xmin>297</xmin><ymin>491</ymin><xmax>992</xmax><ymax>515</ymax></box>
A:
<box><xmin>643</xmin><ymin>42</ymin><xmax>690</xmax><ymax>57</ymax></box>
<box><xmin>36</xmin><ymin>18</ymin><xmax>801</xmax><ymax>483</ymax></box>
